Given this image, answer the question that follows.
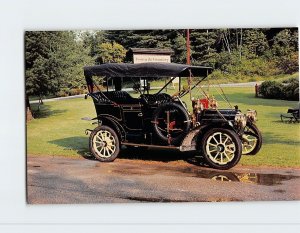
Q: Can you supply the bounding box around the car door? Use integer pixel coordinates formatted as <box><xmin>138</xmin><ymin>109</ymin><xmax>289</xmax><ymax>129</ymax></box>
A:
<box><xmin>121</xmin><ymin>104</ymin><xmax>143</xmax><ymax>130</ymax></box>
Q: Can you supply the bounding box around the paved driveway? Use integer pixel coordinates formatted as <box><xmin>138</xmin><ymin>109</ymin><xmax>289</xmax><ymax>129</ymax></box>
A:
<box><xmin>27</xmin><ymin>154</ymin><xmax>300</xmax><ymax>204</ymax></box>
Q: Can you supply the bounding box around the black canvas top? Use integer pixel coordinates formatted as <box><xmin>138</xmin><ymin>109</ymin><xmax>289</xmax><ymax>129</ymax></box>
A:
<box><xmin>84</xmin><ymin>63</ymin><xmax>212</xmax><ymax>78</ymax></box>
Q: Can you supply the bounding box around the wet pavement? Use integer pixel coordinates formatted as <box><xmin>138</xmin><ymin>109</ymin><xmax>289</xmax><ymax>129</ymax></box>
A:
<box><xmin>27</xmin><ymin>154</ymin><xmax>300</xmax><ymax>203</ymax></box>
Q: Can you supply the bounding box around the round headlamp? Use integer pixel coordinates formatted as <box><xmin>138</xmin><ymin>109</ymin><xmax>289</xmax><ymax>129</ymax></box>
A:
<box><xmin>246</xmin><ymin>109</ymin><xmax>257</xmax><ymax>122</ymax></box>
<box><xmin>235</xmin><ymin>113</ymin><xmax>247</xmax><ymax>129</ymax></box>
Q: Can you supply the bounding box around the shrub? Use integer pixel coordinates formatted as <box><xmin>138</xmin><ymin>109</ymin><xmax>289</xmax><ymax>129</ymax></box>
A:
<box><xmin>57</xmin><ymin>90</ymin><xmax>69</xmax><ymax>97</ymax></box>
<box><xmin>209</xmin><ymin>70</ymin><xmax>224</xmax><ymax>80</ymax></box>
<box><xmin>259</xmin><ymin>77</ymin><xmax>299</xmax><ymax>100</ymax></box>
<box><xmin>281</xmin><ymin>78</ymin><xmax>299</xmax><ymax>100</ymax></box>
<box><xmin>259</xmin><ymin>81</ymin><xmax>283</xmax><ymax>99</ymax></box>
<box><xmin>69</xmin><ymin>88</ymin><xmax>85</xmax><ymax>96</ymax></box>
<box><xmin>57</xmin><ymin>88</ymin><xmax>86</xmax><ymax>97</ymax></box>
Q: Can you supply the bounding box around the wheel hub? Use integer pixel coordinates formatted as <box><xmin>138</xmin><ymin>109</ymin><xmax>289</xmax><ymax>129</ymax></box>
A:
<box><xmin>217</xmin><ymin>144</ymin><xmax>225</xmax><ymax>152</ymax></box>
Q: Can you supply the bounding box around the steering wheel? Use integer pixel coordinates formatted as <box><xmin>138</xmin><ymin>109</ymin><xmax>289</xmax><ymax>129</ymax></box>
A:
<box><xmin>172</xmin><ymin>88</ymin><xmax>187</xmax><ymax>98</ymax></box>
<box><xmin>139</xmin><ymin>94</ymin><xmax>149</xmax><ymax>105</ymax></box>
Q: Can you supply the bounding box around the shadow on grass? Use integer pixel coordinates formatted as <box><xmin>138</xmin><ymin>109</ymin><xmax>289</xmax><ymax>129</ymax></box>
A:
<box><xmin>31</xmin><ymin>103</ymin><xmax>67</xmax><ymax>119</ymax></box>
<box><xmin>262</xmin><ymin>131</ymin><xmax>300</xmax><ymax>146</ymax></box>
<box><xmin>48</xmin><ymin>136</ymin><xmax>91</xmax><ymax>159</ymax></box>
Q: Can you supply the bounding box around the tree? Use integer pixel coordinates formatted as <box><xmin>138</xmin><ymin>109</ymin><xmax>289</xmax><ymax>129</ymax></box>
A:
<box><xmin>271</xmin><ymin>29</ymin><xmax>299</xmax><ymax>73</ymax></box>
<box><xmin>105</xmin><ymin>29</ymin><xmax>178</xmax><ymax>49</ymax></box>
<box><xmin>190</xmin><ymin>29</ymin><xmax>218</xmax><ymax>66</ymax></box>
<box><xmin>171</xmin><ymin>32</ymin><xmax>187</xmax><ymax>63</ymax></box>
<box><xmin>242</xmin><ymin>29</ymin><xmax>269</xmax><ymax>56</ymax></box>
<box><xmin>272</xmin><ymin>29</ymin><xmax>298</xmax><ymax>57</ymax></box>
<box><xmin>25</xmin><ymin>31</ymin><xmax>93</xmax><ymax>120</ymax></box>
<box><xmin>95</xmin><ymin>42</ymin><xmax>126</xmax><ymax>64</ymax></box>
<box><xmin>80</xmin><ymin>30</ymin><xmax>108</xmax><ymax>57</ymax></box>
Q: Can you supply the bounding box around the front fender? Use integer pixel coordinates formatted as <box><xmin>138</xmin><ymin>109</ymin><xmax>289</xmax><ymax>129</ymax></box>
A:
<box><xmin>179</xmin><ymin>125</ymin><xmax>207</xmax><ymax>151</ymax></box>
<box><xmin>179</xmin><ymin>122</ymin><xmax>237</xmax><ymax>152</ymax></box>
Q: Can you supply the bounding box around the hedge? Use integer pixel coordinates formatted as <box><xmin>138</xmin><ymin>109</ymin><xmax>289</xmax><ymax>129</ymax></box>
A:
<box><xmin>259</xmin><ymin>78</ymin><xmax>299</xmax><ymax>101</ymax></box>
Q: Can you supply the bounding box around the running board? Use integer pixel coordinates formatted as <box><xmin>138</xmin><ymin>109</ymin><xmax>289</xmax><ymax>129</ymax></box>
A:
<box><xmin>121</xmin><ymin>142</ymin><xmax>179</xmax><ymax>150</ymax></box>
<box><xmin>179</xmin><ymin>145</ymin><xmax>197</xmax><ymax>152</ymax></box>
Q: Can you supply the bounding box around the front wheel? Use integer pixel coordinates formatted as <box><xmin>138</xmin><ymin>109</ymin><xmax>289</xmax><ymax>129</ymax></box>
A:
<box><xmin>242</xmin><ymin>123</ymin><xmax>262</xmax><ymax>155</ymax></box>
<box><xmin>89</xmin><ymin>125</ymin><xmax>120</xmax><ymax>162</ymax></box>
<box><xmin>200</xmin><ymin>128</ymin><xmax>242</xmax><ymax>170</ymax></box>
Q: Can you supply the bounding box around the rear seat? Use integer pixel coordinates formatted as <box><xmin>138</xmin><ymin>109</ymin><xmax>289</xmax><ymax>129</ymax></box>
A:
<box><xmin>103</xmin><ymin>91</ymin><xmax>140</xmax><ymax>105</ymax></box>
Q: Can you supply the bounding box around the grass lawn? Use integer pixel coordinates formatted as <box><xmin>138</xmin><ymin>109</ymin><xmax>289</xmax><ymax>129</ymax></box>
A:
<box><xmin>27</xmin><ymin>86</ymin><xmax>300</xmax><ymax>167</ymax></box>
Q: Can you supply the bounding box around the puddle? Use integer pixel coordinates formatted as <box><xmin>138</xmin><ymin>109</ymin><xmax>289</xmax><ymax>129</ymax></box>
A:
<box><xmin>180</xmin><ymin>167</ymin><xmax>300</xmax><ymax>186</ymax></box>
<box><xmin>112</xmin><ymin>165</ymin><xmax>300</xmax><ymax>186</ymax></box>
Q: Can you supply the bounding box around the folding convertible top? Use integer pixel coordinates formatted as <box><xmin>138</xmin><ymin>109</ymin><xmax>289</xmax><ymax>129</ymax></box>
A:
<box><xmin>84</xmin><ymin>62</ymin><xmax>212</xmax><ymax>78</ymax></box>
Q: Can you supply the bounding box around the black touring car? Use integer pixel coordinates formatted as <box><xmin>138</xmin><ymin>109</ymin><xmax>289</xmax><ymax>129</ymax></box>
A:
<box><xmin>83</xmin><ymin>63</ymin><xmax>262</xmax><ymax>170</ymax></box>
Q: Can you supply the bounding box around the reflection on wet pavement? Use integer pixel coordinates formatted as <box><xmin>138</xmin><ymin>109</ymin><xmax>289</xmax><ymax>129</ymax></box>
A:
<box><xmin>113</xmin><ymin>165</ymin><xmax>300</xmax><ymax>186</ymax></box>
<box><xmin>118</xmin><ymin>148</ymin><xmax>300</xmax><ymax>186</ymax></box>
<box><xmin>185</xmin><ymin>169</ymin><xmax>300</xmax><ymax>186</ymax></box>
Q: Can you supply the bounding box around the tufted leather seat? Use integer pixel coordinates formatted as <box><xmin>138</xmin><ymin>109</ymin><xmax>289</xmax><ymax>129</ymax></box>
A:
<box><xmin>140</xmin><ymin>93</ymin><xmax>172</xmax><ymax>105</ymax></box>
<box><xmin>102</xmin><ymin>91</ymin><xmax>140</xmax><ymax>104</ymax></box>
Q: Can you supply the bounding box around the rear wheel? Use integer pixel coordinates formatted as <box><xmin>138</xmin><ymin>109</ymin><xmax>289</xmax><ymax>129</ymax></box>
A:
<box><xmin>89</xmin><ymin>125</ymin><xmax>120</xmax><ymax>162</ymax></box>
<box><xmin>201</xmin><ymin>128</ymin><xmax>242</xmax><ymax>170</ymax></box>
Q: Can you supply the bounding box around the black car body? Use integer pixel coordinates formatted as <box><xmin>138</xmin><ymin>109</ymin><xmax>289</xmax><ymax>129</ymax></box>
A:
<box><xmin>83</xmin><ymin>63</ymin><xmax>262</xmax><ymax>169</ymax></box>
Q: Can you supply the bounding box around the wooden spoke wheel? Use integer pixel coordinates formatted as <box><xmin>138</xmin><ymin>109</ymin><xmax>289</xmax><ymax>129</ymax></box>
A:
<box><xmin>201</xmin><ymin>128</ymin><xmax>242</xmax><ymax>170</ymax></box>
<box><xmin>89</xmin><ymin>125</ymin><xmax>120</xmax><ymax>162</ymax></box>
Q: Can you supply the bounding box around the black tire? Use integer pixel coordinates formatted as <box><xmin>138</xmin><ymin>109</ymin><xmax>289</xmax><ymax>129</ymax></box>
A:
<box><xmin>152</xmin><ymin>102</ymin><xmax>191</xmax><ymax>145</ymax></box>
<box><xmin>242</xmin><ymin>123</ymin><xmax>262</xmax><ymax>155</ymax></box>
<box><xmin>200</xmin><ymin>128</ymin><xmax>242</xmax><ymax>170</ymax></box>
<box><xmin>89</xmin><ymin>125</ymin><xmax>120</xmax><ymax>162</ymax></box>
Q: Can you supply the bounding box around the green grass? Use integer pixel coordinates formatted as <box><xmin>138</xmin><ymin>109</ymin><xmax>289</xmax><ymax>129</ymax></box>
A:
<box><xmin>27</xmin><ymin>87</ymin><xmax>300</xmax><ymax>167</ymax></box>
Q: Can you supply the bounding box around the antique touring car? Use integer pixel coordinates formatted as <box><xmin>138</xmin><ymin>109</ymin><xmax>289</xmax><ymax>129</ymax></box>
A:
<box><xmin>83</xmin><ymin>63</ymin><xmax>262</xmax><ymax>170</ymax></box>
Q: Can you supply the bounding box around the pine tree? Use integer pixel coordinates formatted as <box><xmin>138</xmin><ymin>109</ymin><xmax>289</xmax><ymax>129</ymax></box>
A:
<box><xmin>171</xmin><ymin>32</ymin><xmax>187</xmax><ymax>63</ymax></box>
<box><xmin>190</xmin><ymin>29</ymin><xmax>218</xmax><ymax>66</ymax></box>
<box><xmin>242</xmin><ymin>29</ymin><xmax>269</xmax><ymax>56</ymax></box>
